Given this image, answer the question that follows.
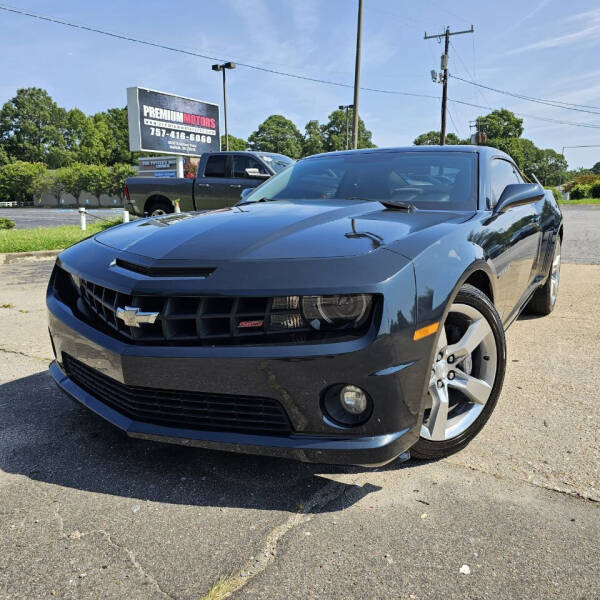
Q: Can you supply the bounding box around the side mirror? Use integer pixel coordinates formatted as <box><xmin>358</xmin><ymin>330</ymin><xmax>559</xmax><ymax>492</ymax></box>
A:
<box><xmin>495</xmin><ymin>183</ymin><xmax>545</xmax><ymax>214</ymax></box>
<box><xmin>245</xmin><ymin>167</ymin><xmax>270</xmax><ymax>179</ymax></box>
<box><xmin>240</xmin><ymin>188</ymin><xmax>253</xmax><ymax>201</ymax></box>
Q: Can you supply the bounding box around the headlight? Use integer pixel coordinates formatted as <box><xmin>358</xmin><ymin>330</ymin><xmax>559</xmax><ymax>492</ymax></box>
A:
<box><xmin>301</xmin><ymin>294</ymin><xmax>372</xmax><ymax>330</ymax></box>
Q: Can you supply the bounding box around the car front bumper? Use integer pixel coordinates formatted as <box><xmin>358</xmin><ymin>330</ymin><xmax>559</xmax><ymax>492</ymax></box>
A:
<box><xmin>49</xmin><ymin>360</ymin><xmax>416</xmax><ymax>465</ymax></box>
<box><xmin>47</xmin><ymin>298</ymin><xmax>432</xmax><ymax>466</ymax></box>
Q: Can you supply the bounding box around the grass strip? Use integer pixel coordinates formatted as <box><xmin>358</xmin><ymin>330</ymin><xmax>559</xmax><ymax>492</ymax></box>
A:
<box><xmin>0</xmin><ymin>218</ymin><xmax>123</xmax><ymax>253</ymax></box>
<box><xmin>559</xmin><ymin>199</ymin><xmax>600</xmax><ymax>205</ymax></box>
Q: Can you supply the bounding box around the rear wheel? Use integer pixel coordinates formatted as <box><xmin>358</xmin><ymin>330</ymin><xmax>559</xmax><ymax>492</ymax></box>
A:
<box><xmin>411</xmin><ymin>284</ymin><xmax>506</xmax><ymax>460</ymax></box>
<box><xmin>526</xmin><ymin>238</ymin><xmax>561</xmax><ymax>316</ymax></box>
<box><xmin>146</xmin><ymin>198</ymin><xmax>173</xmax><ymax>216</ymax></box>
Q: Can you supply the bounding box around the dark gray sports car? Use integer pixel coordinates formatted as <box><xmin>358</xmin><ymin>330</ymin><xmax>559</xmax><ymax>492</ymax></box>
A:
<box><xmin>47</xmin><ymin>146</ymin><xmax>562</xmax><ymax>465</ymax></box>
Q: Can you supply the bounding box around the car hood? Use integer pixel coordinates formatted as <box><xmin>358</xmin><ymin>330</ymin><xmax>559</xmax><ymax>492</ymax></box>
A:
<box><xmin>95</xmin><ymin>199</ymin><xmax>473</xmax><ymax>261</ymax></box>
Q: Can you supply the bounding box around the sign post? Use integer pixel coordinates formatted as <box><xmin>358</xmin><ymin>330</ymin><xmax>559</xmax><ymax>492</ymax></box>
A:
<box><xmin>127</xmin><ymin>87</ymin><xmax>220</xmax><ymax>162</ymax></box>
<box><xmin>176</xmin><ymin>156</ymin><xmax>184</xmax><ymax>178</ymax></box>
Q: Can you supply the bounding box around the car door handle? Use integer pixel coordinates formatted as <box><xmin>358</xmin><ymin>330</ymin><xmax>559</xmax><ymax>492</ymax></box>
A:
<box><xmin>229</xmin><ymin>184</ymin><xmax>242</xmax><ymax>188</ymax></box>
<box><xmin>197</xmin><ymin>183</ymin><xmax>210</xmax><ymax>188</ymax></box>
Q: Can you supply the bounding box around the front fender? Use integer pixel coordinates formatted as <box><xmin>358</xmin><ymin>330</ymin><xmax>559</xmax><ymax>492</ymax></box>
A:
<box><xmin>410</xmin><ymin>242</ymin><xmax>496</xmax><ymax>328</ymax></box>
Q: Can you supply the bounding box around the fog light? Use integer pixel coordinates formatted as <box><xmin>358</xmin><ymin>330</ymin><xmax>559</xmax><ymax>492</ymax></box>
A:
<box><xmin>340</xmin><ymin>385</ymin><xmax>368</xmax><ymax>414</ymax></box>
<box><xmin>322</xmin><ymin>384</ymin><xmax>372</xmax><ymax>427</ymax></box>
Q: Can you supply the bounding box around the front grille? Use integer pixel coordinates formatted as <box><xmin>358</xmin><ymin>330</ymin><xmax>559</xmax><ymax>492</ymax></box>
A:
<box><xmin>63</xmin><ymin>354</ymin><xmax>292</xmax><ymax>435</ymax></box>
<box><xmin>79</xmin><ymin>278</ymin><xmax>307</xmax><ymax>345</ymax></box>
<box><xmin>51</xmin><ymin>266</ymin><xmax>374</xmax><ymax>346</ymax></box>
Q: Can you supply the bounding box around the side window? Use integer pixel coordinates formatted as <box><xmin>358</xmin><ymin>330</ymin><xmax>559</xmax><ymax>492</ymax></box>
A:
<box><xmin>232</xmin><ymin>155</ymin><xmax>268</xmax><ymax>178</ymax></box>
<box><xmin>204</xmin><ymin>155</ymin><xmax>227</xmax><ymax>178</ymax></box>
<box><xmin>490</xmin><ymin>159</ymin><xmax>521</xmax><ymax>205</ymax></box>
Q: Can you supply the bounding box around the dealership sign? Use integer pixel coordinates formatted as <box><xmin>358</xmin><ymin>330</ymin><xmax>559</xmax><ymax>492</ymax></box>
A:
<box><xmin>127</xmin><ymin>87</ymin><xmax>220</xmax><ymax>157</ymax></box>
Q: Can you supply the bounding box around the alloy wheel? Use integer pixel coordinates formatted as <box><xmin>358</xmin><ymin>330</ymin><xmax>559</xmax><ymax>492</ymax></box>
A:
<box><xmin>421</xmin><ymin>303</ymin><xmax>498</xmax><ymax>441</ymax></box>
<box><xmin>550</xmin><ymin>241</ymin><xmax>561</xmax><ymax>306</ymax></box>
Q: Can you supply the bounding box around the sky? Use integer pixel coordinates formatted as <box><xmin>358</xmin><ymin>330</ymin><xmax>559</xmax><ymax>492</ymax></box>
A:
<box><xmin>2</xmin><ymin>0</ymin><xmax>600</xmax><ymax>169</ymax></box>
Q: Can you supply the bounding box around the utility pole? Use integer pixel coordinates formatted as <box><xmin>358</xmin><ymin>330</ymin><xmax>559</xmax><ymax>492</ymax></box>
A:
<box><xmin>339</xmin><ymin>104</ymin><xmax>354</xmax><ymax>150</ymax></box>
<box><xmin>425</xmin><ymin>25</ymin><xmax>474</xmax><ymax>145</ymax></box>
<box><xmin>212</xmin><ymin>62</ymin><xmax>236</xmax><ymax>150</ymax></box>
<box><xmin>351</xmin><ymin>0</ymin><xmax>363</xmax><ymax>150</ymax></box>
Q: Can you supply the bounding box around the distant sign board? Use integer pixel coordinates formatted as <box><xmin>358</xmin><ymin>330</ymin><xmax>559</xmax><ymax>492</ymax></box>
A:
<box><xmin>127</xmin><ymin>87</ymin><xmax>220</xmax><ymax>157</ymax></box>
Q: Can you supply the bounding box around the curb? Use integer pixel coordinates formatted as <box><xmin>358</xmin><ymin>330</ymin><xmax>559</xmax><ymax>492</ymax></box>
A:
<box><xmin>0</xmin><ymin>249</ymin><xmax>61</xmax><ymax>265</ymax></box>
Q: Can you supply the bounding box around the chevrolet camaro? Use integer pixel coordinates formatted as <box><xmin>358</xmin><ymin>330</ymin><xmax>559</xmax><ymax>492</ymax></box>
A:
<box><xmin>47</xmin><ymin>146</ymin><xmax>563</xmax><ymax>465</ymax></box>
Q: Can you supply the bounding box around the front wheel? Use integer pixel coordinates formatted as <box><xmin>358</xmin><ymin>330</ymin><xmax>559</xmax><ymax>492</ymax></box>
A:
<box><xmin>411</xmin><ymin>284</ymin><xmax>506</xmax><ymax>460</ymax></box>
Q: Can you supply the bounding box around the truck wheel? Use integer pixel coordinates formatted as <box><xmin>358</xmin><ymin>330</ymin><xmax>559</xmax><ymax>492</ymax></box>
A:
<box><xmin>146</xmin><ymin>198</ymin><xmax>173</xmax><ymax>216</ymax></box>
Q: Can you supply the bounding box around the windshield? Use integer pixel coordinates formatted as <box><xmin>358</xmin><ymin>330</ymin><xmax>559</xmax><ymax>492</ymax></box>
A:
<box><xmin>243</xmin><ymin>151</ymin><xmax>477</xmax><ymax>210</ymax></box>
<box><xmin>259</xmin><ymin>153</ymin><xmax>295</xmax><ymax>173</ymax></box>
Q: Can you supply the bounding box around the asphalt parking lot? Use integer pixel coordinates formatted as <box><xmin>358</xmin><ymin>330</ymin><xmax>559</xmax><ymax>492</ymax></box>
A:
<box><xmin>0</xmin><ymin>208</ymin><xmax>124</xmax><ymax>229</ymax></box>
<box><xmin>0</xmin><ymin>207</ymin><xmax>598</xmax><ymax>599</ymax></box>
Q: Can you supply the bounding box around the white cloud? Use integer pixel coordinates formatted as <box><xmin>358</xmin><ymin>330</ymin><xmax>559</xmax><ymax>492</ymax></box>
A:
<box><xmin>506</xmin><ymin>7</ymin><xmax>600</xmax><ymax>55</ymax></box>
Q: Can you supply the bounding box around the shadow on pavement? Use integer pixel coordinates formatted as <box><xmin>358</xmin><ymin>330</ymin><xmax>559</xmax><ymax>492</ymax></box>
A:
<box><xmin>0</xmin><ymin>372</ymin><xmax>417</xmax><ymax>513</ymax></box>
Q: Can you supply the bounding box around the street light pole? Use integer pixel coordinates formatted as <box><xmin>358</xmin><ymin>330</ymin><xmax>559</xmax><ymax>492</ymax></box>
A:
<box><xmin>351</xmin><ymin>0</ymin><xmax>363</xmax><ymax>150</ymax></box>
<box><xmin>212</xmin><ymin>61</ymin><xmax>236</xmax><ymax>151</ymax></box>
<box><xmin>339</xmin><ymin>104</ymin><xmax>354</xmax><ymax>150</ymax></box>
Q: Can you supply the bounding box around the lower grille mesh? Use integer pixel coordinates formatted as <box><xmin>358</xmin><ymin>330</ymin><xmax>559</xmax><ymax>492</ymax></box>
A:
<box><xmin>63</xmin><ymin>354</ymin><xmax>292</xmax><ymax>435</ymax></box>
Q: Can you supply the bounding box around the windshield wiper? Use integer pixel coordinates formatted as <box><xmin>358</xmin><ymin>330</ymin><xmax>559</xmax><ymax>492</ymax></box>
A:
<box><xmin>346</xmin><ymin>197</ymin><xmax>415</xmax><ymax>211</ymax></box>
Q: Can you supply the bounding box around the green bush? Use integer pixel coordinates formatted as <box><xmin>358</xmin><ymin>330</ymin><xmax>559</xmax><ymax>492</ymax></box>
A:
<box><xmin>0</xmin><ymin>217</ymin><xmax>15</xmax><ymax>230</ymax></box>
<box><xmin>32</xmin><ymin>170</ymin><xmax>66</xmax><ymax>205</ymax></box>
<box><xmin>84</xmin><ymin>164</ymin><xmax>111</xmax><ymax>203</ymax></box>
<box><xmin>564</xmin><ymin>174</ymin><xmax>600</xmax><ymax>192</ymax></box>
<box><xmin>590</xmin><ymin>182</ymin><xmax>600</xmax><ymax>199</ymax></box>
<box><xmin>0</xmin><ymin>161</ymin><xmax>47</xmax><ymax>203</ymax></box>
<box><xmin>108</xmin><ymin>163</ymin><xmax>137</xmax><ymax>201</ymax></box>
<box><xmin>545</xmin><ymin>187</ymin><xmax>561</xmax><ymax>203</ymax></box>
<box><xmin>569</xmin><ymin>184</ymin><xmax>590</xmax><ymax>200</ymax></box>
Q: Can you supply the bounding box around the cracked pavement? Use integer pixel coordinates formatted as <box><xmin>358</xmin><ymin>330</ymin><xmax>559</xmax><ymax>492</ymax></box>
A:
<box><xmin>0</xmin><ymin>206</ymin><xmax>599</xmax><ymax>599</ymax></box>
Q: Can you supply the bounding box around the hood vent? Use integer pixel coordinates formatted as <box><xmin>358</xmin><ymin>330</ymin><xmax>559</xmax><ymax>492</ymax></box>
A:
<box><xmin>114</xmin><ymin>258</ymin><xmax>215</xmax><ymax>278</ymax></box>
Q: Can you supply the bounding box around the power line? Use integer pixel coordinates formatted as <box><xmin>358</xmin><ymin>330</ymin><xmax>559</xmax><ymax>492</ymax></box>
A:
<box><xmin>450</xmin><ymin>74</ymin><xmax>600</xmax><ymax>115</ymax></box>
<box><xmin>450</xmin><ymin>40</ymin><xmax>492</xmax><ymax>110</ymax></box>
<box><xmin>446</xmin><ymin>104</ymin><xmax>463</xmax><ymax>139</ymax></box>
<box><xmin>0</xmin><ymin>4</ymin><xmax>442</xmax><ymax>101</ymax></box>
<box><xmin>448</xmin><ymin>98</ymin><xmax>600</xmax><ymax>129</ymax></box>
<box><xmin>2</xmin><ymin>4</ymin><xmax>600</xmax><ymax>131</ymax></box>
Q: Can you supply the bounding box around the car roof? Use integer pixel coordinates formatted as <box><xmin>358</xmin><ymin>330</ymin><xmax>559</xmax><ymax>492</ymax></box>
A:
<box><xmin>303</xmin><ymin>145</ymin><xmax>512</xmax><ymax>161</ymax></box>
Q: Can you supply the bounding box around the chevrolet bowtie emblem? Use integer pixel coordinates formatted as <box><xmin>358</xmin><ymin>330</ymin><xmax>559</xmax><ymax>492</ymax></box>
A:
<box><xmin>116</xmin><ymin>306</ymin><xmax>159</xmax><ymax>327</ymax></box>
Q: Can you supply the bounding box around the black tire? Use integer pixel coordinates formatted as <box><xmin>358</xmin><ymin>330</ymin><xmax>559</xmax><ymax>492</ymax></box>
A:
<box><xmin>411</xmin><ymin>284</ymin><xmax>506</xmax><ymax>460</ymax></box>
<box><xmin>526</xmin><ymin>238</ymin><xmax>561</xmax><ymax>316</ymax></box>
<box><xmin>145</xmin><ymin>198</ymin><xmax>173</xmax><ymax>216</ymax></box>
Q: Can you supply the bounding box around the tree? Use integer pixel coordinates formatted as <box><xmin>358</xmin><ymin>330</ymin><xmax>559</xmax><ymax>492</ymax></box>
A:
<box><xmin>220</xmin><ymin>134</ymin><xmax>247</xmax><ymax>151</ymax></box>
<box><xmin>0</xmin><ymin>88</ymin><xmax>68</xmax><ymax>164</ymax></box>
<box><xmin>413</xmin><ymin>131</ymin><xmax>462</xmax><ymax>145</ymax></box>
<box><xmin>108</xmin><ymin>163</ymin><xmax>137</xmax><ymax>202</ymax></box>
<box><xmin>60</xmin><ymin>163</ymin><xmax>90</xmax><ymax>206</ymax></box>
<box><xmin>32</xmin><ymin>169</ymin><xmax>66</xmax><ymax>206</ymax></box>
<box><xmin>84</xmin><ymin>165</ymin><xmax>111</xmax><ymax>205</ymax></box>
<box><xmin>591</xmin><ymin>161</ymin><xmax>600</xmax><ymax>175</ymax></box>
<box><xmin>534</xmin><ymin>148</ymin><xmax>568</xmax><ymax>186</ymax></box>
<box><xmin>302</xmin><ymin>120</ymin><xmax>325</xmax><ymax>157</ymax></box>
<box><xmin>0</xmin><ymin>146</ymin><xmax>10</xmax><ymax>166</ymax></box>
<box><xmin>0</xmin><ymin>161</ymin><xmax>46</xmax><ymax>204</ymax></box>
<box><xmin>248</xmin><ymin>115</ymin><xmax>304</xmax><ymax>158</ymax></box>
<box><xmin>64</xmin><ymin>109</ymin><xmax>111</xmax><ymax>166</ymax></box>
<box><xmin>476</xmin><ymin>108</ymin><xmax>523</xmax><ymax>139</ymax></box>
<box><xmin>320</xmin><ymin>109</ymin><xmax>375</xmax><ymax>152</ymax></box>
<box><xmin>100</xmin><ymin>107</ymin><xmax>140</xmax><ymax>165</ymax></box>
